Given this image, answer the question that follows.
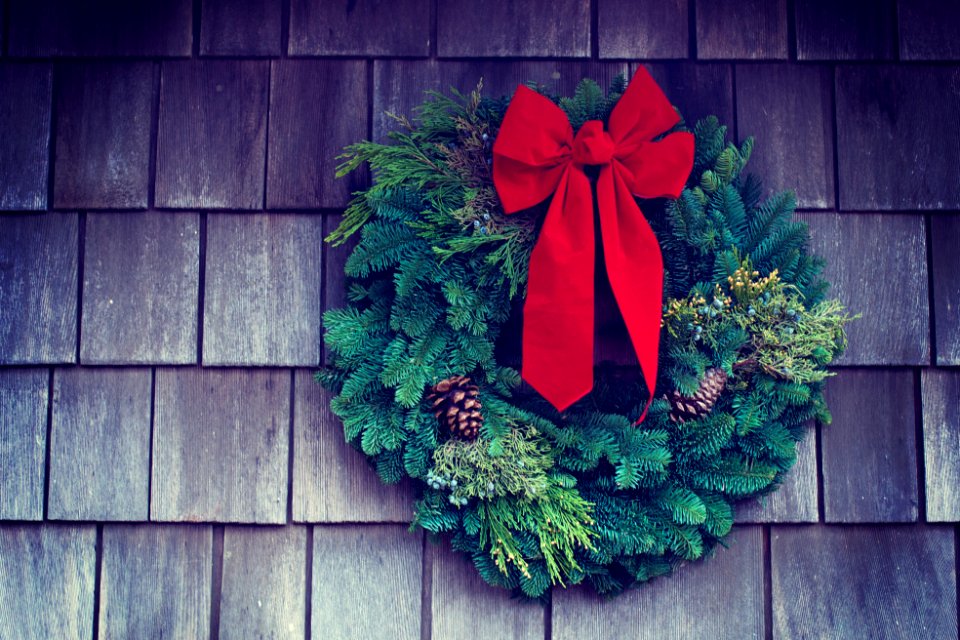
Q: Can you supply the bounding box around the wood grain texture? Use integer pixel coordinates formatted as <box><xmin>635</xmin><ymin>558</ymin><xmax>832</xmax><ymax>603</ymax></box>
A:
<box><xmin>931</xmin><ymin>214</ymin><xmax>960</xmax><ymax>365</ymax></box>
<box><xmin>643</xmin><ymin>62</ymin><xmax>735</xmax><ymax>132</ymax></box>
<box><xmin>0</xmin><ymin>369</ymin><xmax>48</xmax><ymax>521</ymax></box>
<box><xmin>48</xmin><ymin>368</ymin><xmax>152</xmax><ymax>521</ymax></box>
<box><xmin>821</xmin><ymin>369</ymin><xmax>919</xmax><ymax>523</ymax></box>
<box><xmin>7</xmin><ymin>0</ymin><xmax>192</xmax><ymax>56</ymax></box>
<box><xmin>836</xmin><ymin>66</ymin><xmax>960</xmax><ymax>210</ymax></box>
<box><xmin>0</xmin><ymin>63</ymin><xmax>52</xmax><ymax>210</ymax></box>
<box><xmin>200</xmin><ymin>0</ymin><xmax>282</xmax><ymax>56</ymax></box>
<box><xmin>598</xmin><ymin>0</ymin><xmax>688</xmax><ymax>59</ymax></box>
<box><xmin>795</xmin><ymin>0</ymin><xmax>896</xmax><ymax>60</ymax></box>
<box><xmin>289</xmin><ymin>0</ymin><xmax>430</xmax><ymax>56</ymax></box>
<box><xmin>220</xmin><ymin>525</ymin><xmax>307</xmax><ymax>639</ymax></box>
<box><xmin>430</xmin><ymin>541</ymin><xmax>544</xmax><ymax>640</ymax></box>
<box><xmin>0</xmin><ymin>524</ymin><xmax>96</xmax><ymax>639</ymax></box>
<box><xmin>921</xmin><ymin>369</ymin><xmax>960</xmax><ymax>522</ymax></box>
<box><xmin>696</xmin><ymin>0</ymin><xmax>788</xmax><ymax>59</ymax></box>
<box><xmin>323</xmin><ymin>213</ymin><xmax>361</xmax><ymax>324</ymax></box>
<box><xmin>203</xmin><ymin>213</ymin><xmax>323</xmax><ymax>366</ymax></box>
<box><xmin>899</xmin><ymin>0</ymin><xmax>960</xmax><ymax>60</ymax></box>
<box><xmin>0</xmin><ymin>213</ymin><xmax>78</xmax><ymax>364</ymax></box>
<box><xmin>53</xmin><ymin>62</ymin><xmax>154</xmax><ymax>210</ymax></box>
<box><xmin>553</xmin><ymin>526</ymin><xmax>764</xmax><ymax>639</ymax></box>
<box><xmin>81</xmin><ymin>212</ymin><xmax>199</xmax><ymax>365</ymax></box>
<box><xmin>156</xmin><ymin>60</ymin><xmax>269</xmax><ymax>210</ymax></box>
<box><xmin>736</xmin><ymin>423</ymin><xmax>819</xmax><ymax>523</ymax></box>
<box><xmin>267</xmin><ymin>60</ymin><xmax>369</xmax><ymax>209</ymax></box>
<box><xmin>438</xmin><ymin>0</ymin><xmax>590</xmax><ymax>57</ymax></box>
<box><xmin>801</xmin><ymin>212</ymin><xmax>929</xmax><ymax>365</ymax></box>
<box><xmin>736</xmin><ymin>64</ymin><xmax>834</xmax><ymax>209</ymax></box>
<box><xmin>312</xmin><ymin>525</ymin><xmax>422</xmax><ymax>640</ymax></box>
<box><xmin>152</xmin><ymin>368</ymin><xmax>290</xmax><ymax>523</ymax></box>
<box><xmin>292</xmin><ymin>372</ymin><xmax>413</xmax><ymax>523</ymax></box>
<box><xmin>771</xmin><ymin>524</ymin><xmax>957</xmax><ymax>639</ymax></box>
<box><xmin>98</xmin><ymin>524</ymin><xmax>212</xmax><ymax>639</ymax></box>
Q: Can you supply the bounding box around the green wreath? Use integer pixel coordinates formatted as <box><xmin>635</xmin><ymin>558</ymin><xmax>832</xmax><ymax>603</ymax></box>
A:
<box><xmin>318</xmin><ymin>76</ymin><xmax>851</xmax><ymax>600</ymax></box>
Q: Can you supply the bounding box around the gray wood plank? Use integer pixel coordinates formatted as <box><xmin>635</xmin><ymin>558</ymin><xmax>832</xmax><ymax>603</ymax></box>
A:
<box><xmin>696</xmin><ymin>0</ymin><xmax>788</xmax><ymax>59</ymax></box>
<box><xmin>931</xmin><ymin>214</ymin><xmax>960</xmax><ymax>365</ymax></box>
<box><xmin>156</xmin><ymin>60</ymin><xmax>269</xmax><ymax>210</ymax></box>
<box><xmin>437</xmin><ymin>0</ymin><xmax>590</xmax><ymax>57</ymax></box>
<box><xmin>922</xmin><ymin>369</ymin><xmax>960</xmax><ymax>522</ymax></box>
<box><xmin>8</xmin><ymin>0</ymin><xmax>191</xmax><ymax>57</ymax></box>
<box><xmin>292</xmin><ymin>372</ymin><xmax>413</xmax><ymax>523</ymax></box>
<box><xmin>836</xmin><ymin>66</ymin><xmax>960</xmax><ymax>210</ymax></box>
<box><xmin>99</xmin><ymin>524</ymin><xmax>212</xmax><ymax>639</ymax></box>
<box><xmin>200</xmin><ymin>0</ymin><xmax>282</xmax><ymax>56</ymax></box>
<box><xmin>553</xmin><ymin>526</ymin><xmax>764</xmax><ymax>639</ymax></box>
<box><xmin>289</xmin><ymin>0</ymin><xmax>430</xmax><ymax>56</ymax></box>
<box><xmin>821</xmin><ymin>369</ymin><xmax>919</xmax><ymax>523</ymax></box>
<box><xmin>53</xmin><ymin>62</ymin><xmax>154</xmax><ymax>210</ymax></box>
<box><xmin>81</xmin><ymin>212</ymin><xmax>199</xmax><ymax>365</ymax></box>
<box><xmin>0</xmin><ymin>524</ymin><xmax>96</xmax><ymax>639</ymax></box>
<box><xmin>643</xmin><ymin>62</ymin><xmax>735</xmax><ymax>131</ymax></box>
<box><xmin>152</xmin><ymin>368</ymin><xmax>290</xmax><ymax>523</ymax></box>
<box><xmin>430</xmin><ymin>540</ymin><xmax>544</xmax><ymax>640</ymax></box>
<box><xmin>598</xmin><ymin>0</ymin><xmax>688</xmax><ymax>59</ymax></box>
<box><xmin>0</xmin><ymin>63</ymin><xmax>51</xmax><ymax>211</ymax></box>
<box><xmin>801</xmin><ymin>212</ymin><xmax>929</xmax><ymax>366</ymax></box>
<box><xmin>311</xmin><ymin>525</ymin><xmax>422</xmax><ymax>640</ymax></box>
<box><xmin>48</xmin><ymin>368</ymin><xmax>152</xmax><ymax>521</ymax></box>
<box><xmin>736</xmin><ymin>64</ymin><xmax>834</xmax><ymax>209</ymax></box>
<box><xmin>0</xmin><ymin>369</ymin><xmax>48</xmax><ymax>521</ymax></box>
<box><xmin>795</xmin><ymin>0</ymin><xmax>896</xmax><ymax>60</ymax></box>
<box><xmin>899</xmin><ymin>0</ymin><xmax>960</xmax><ymax>60</ymax></box>
<box><xmin>220</xmin><ymin>525</ymin><xmax>307</xmax><ymax>639</ymax></box>
<box><xmin>266</xmin><ymin>60</ymin><xmax>369</xmax><ymax>209</ymax></box>
<box><xmin>771</xmin><ymin>524</ymin><xmax>957</xmax><ymax>639</ymax></box>
<box><xmin>0</xmin><ymin>213</ymin><xmax>78</xmax><ymax>364</ymax></box>
<box><xmin>736</xmin><ymin>423</ymin><xmax>819</xmax><ymax>523</ymax></box>
<box><xmin>203</xmin><ymin>213</ymin><xmax>323</xmax><ymax>366</ymax></box>
<box><xmin>323</xmin><ymin>213</ymin><xmax>360</xmax><ymax>323</ymax></box>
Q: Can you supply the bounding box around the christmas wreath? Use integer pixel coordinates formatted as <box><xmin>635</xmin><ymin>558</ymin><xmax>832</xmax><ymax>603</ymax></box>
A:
<box><xmin>319</xmin><ymin>69</ymin><xmax>851</xmax><ymax>600</ymax></box>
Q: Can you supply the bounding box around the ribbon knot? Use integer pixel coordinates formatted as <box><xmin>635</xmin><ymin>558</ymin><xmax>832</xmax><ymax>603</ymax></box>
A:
<box><xmin>492</xmin><ymin>68</ymin><xmax>695</xmax><ymax>421</ymax></box>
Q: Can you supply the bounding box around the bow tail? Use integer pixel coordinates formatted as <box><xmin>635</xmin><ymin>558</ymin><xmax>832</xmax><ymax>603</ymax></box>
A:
<box><xmin>597</xmin><ymin>167</ymin><xmax>665</xmax><ymax>422</ymax></box>
<box><xmin>522</xmin><ymin>168</ymin><xmax>596</xmax><ymax>412</ymax></box>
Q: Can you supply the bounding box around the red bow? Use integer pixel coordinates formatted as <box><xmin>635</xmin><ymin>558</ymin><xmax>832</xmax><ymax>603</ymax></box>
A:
<box><xmin>492</xmin><ymin>68</ymin><xmax>694</xmax><ymax>420</ymax></box>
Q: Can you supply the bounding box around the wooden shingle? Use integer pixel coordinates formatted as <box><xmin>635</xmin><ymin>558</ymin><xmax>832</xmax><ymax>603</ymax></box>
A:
<box><xmin>0</xmin><ymin>524</ymin><xmax>96</xmax><ymax>639</ymax></box>
<box><xmin>203</xmin><ymin>213</ymin><xmax>323</xmax><ymax>366</ymax></box>
<box><xmin>48</xmin><ymin>368</ymin><xmax>152</xmax><ymax>522</ymax></box>
<box><xmin>0</xmin><ymin>369</ymin><xmax>48</xmax><ymax>521</ymax></box>
<box><xmin>821</xmin><ymin>369</ymin><xmax>919</xmax><ymax>523</ymax></box>
<box><xmin>899</xmin><ymin>0</ymin><xmax>960</xmax><ymax>60</ymax></box>
<box><xmin>696</xmin><ymin>0</ymin><xmax>788</xmax><ymax>60</ymax></box>
<box><xmin>81</xmin><ymin>212</ymin><xmax>199</xmax><ymax>365</ymax></box>
<box><xmin>922</xmin><ymin>369</ymin><xmax>960</xmax><ymax>522</ymax></box>
<box><xmin>312</xmin><ymin>525</ymin><xmax>422</xmax><ymax>640</ymax></box>
<box><xmin>99</xmin><ymin>524</ymin><xmax>211</xmax><ymax>638</ymax></box>
<box><xmin>220</xmin><ymin>526</ymin><xmax>307</xmax><ymax>639</ymax></box>
<box><xmin>931</xmin><ymin>214</ymin><xmax>960</xmax><ymax>365</ymax></box>
<box><xmin>200</xmin><ymin>0</ymin><xmax>282</xmax><ymax>57</ymax></box>
<box><xmin>772</xmin><ymin>525</ymin><xmax>957</xmax><ymax>638</ymax></box>
<box><xmin>156</xmin><ymin>60</ymin><xmax>269</xmax><ymax>210</ymax></box>
<box><xmin>266</xmin><ymin>60</ymin><xmax>369</xmax><ymax>209</ymax></box>
<box><xmin>736</xmin><ymin>64</ymin><xmax>834</xmax><ymax>209</ymax></box>
<box><xmin>801</xmin><ymin>212</ymin><xmax>929</xmax><ymax>366</ymax></box>
<box><xmin>836</xmin><ymin>65</ymin><xmax>960</xmax><ymax>210</ymax></box>
<box><xmin>736</xmin><ymin>423</ymin><xmax>819</xmax><ymax>523</ymax></box>
<box><xmin>795</xmin><ymin>0</ymin><xmax>896</xmax><ymax>60</ymax></box>
<box><xmin>553</xmin><ymin>526</ymin><xmax>764</xmax><ymax>639</ymax></box>
<box><xmin>292</xmin><ymin>373</ymin><xmax>413</xmax><ymax>523</ymax></box>
<box><xmin>598</xmin><ymin>0</ymin><xmax>688</xmax><ymax>59</ymax></box>
<box><xmin>152</xmin><ymin>368</ymin><xmax>290</xmax><ymax>523</ymax></box>
<box><xmin>643</xmin><ymin>63</ymin><xmax>735</xmax><ymax>133</ymax></box>
<box><xmin>323</xmin><ymin>213</ymin><xmax>360</xmax><ymax>327</ymax></box>
<box><xmin>0</xmin><ymin>213</ymin><xmax>78</xmax><ymax>364</ymax></box>
<box><xmin>0</xmin><ymin>63</ymin><xmax>51</xmax><ymax>211</ymax></box>
<box><xmin>437</xmin><ymin>0</ymin><xmax>590</xmax><ymax>58</ymax></box>
<box><xmin>289</xmin><ymin>0</ymin><xmax>430</xmax><ymax>57</ymax></box>
<box><xmin>53</xmin><ymin>62</ymin><xmax>154</xmax><ymax>210</ymax></box>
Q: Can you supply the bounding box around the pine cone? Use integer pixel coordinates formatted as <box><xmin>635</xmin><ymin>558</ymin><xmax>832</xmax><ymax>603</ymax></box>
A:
<box><xmin>666</xmin><ymin>368</ymin><xmax>728</xmax><ymax>423</ymax></box>
<box><xmin>427</xmin><ymin>375</ymin><xmax>483</xmax><ymax>440</ymax></box>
